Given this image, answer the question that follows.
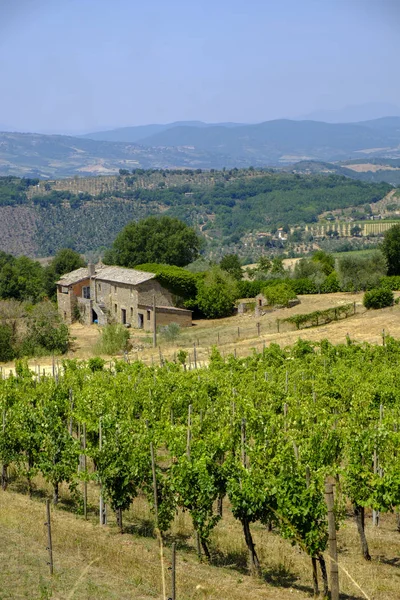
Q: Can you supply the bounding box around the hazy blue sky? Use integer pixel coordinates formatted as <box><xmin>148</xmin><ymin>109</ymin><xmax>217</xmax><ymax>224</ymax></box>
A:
<box><xmin>0</xmin><ymin>0</ymin><xmax>399</xmax><ymax>134</ymax></box>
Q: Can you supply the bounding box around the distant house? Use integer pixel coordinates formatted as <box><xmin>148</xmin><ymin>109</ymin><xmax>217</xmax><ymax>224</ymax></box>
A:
<box><xmin>57</xmin><ymin>264</ymin><xmax>192</xmax><ymax>330</ymax></box>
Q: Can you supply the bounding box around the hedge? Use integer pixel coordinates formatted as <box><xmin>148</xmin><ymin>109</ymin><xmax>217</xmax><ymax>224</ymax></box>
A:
<box><xmin>135</xmin><ymin>263</ymin><xmax>201</xmax><ymax>300</ymax></box>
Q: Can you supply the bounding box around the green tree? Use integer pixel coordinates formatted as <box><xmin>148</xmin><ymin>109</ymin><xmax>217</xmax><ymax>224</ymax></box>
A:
<box><xmin>337</xmin><ymin>251</ymin><xmax>386</xmax><ymax>292</ymax></box>
<box><xmin>382</xmin><ymin>224</ymin><xmax>400</xmax><ymax>276</ymax></box>
<box><xmin>312</xmin><ymin>250</ymin><xmax>334</xmax><ymax>275</ymax></box>
<box><xmin>219</xmin><ymin>254</ymin><xmax>242</xmax><ymax>280</ymax></box>
<box><xmin>0</xmin><ymin>256</ymin><xmax>45</xmax><ymax>302</ymax></box>
<box><xmin>45</xmin><ymin>248</ymin><xmax>85</xmax><ymax>299</ymax></box>
<box><xmin>104</xmin><ymin>216</ymin><xmax>202</xmax><ymax>268</ymax></box>
<box><xmin>196</xmin><ymin>267</ymin><xmax>237</xmax><ymax>318</ymax></box>
<box><xmin>271</xmin><ymin>257</ymin><xmax>284</xmax><ymax>275</ymax></box>
<box><xmin>263</xmin><ymin>282</ymin><xmax>297</xmax><ymax>307</ymax></box>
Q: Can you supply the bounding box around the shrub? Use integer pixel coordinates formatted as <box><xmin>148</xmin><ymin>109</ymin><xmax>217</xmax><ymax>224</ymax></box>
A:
<box><xmin>320</xmin><ymin>271</ymin><xmax>340</xmax><ymax>293</ymax></box>
<box><xmin>97</xmin><ymin>324</ymin><xmax>130</xmax><ymax>355</ymax></box>
<box><xmin>263</xmin><ymin>283</ymin><xmax>297</xmax><ymax>307</ymax></box>
<box><xmin>363</xmin><ymin>288</ymin><xmax>394</xmax><ymax>310</ymax></box>
<box><xmin>196</xmin><ymin>267</ymin><xmax>238</xmax><ymax>319</ymax></box>
<box><xmin>88</xmin><ymin>357</ymin><xmax>106</xmax><ymax>372</ymax></box>
<box><xmin>159</xmin><ymin>322</ymin><xmax>181</xmax><ymax>342</ymax></box>
<box><xmin>22</xmin><ymin>301</ymin><xmax>70</xmax><ymax>356</ymax></box>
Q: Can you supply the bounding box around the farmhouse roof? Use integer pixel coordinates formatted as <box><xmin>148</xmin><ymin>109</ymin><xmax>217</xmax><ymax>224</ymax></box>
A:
<box><xmin>57</xmin><ymin>267</ymin><xmax>90</xmax><ymax>286</ymax></box>
<box><xmin>93</xmin><ymin>266</ymin><xmax>156</xmax><ymax>286</ymax></box>
<box><xmin>57</xmin><ymin>265</ymin><xmax>156</xmax><ymax>287</ymax></box>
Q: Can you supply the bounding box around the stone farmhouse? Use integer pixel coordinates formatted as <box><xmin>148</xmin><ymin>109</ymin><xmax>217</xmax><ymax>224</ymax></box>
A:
<box><xmin>57</xmin><ymin>264</ymin><xmax>192</xmax><ymax>330</ymax></box>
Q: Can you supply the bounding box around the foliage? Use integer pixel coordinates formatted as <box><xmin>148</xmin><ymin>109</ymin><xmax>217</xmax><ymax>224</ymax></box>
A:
<box><xmin>3</xmin><ymin>337</ymin><xmax>400</xmax><ymax>588</ymax></box>
<box><xmin>337</xmin><ymin>250</ymin><xmax>387</xmax><ymax>292</ymax></box>
<box><xmin>0</xmin><ymin>256</ymin><xmax>45</xmax><ymax>303</ymax></box>
<box><xmin>45</xmin><ymin>249</ymin><xmax>85</xmax><ymax>300</ymax></box>
<box><xmin>284</xmin><ymin>303</ymin><xmax>354</xmax><ymax>329</ymax></box>
<box><xmin>96</xmin><ymin>324</ymin><xmax>130</xmax><ymax>355</ymax></box>
<box><xmin>219</xmin><ymin>254</ymin><xmax>243</xmax><ymax>280</ymax></box>
<box><xmin>262</xmin><ymin>283</ymin><xmax>297</xmax><ymax>307</ymax></box>
<box><xmin>0</xmin><ymin>172</ymin><xmax>391</xmax><ymax>258</ymax></box>
<box><xmin>0</xmin><ymin>324</ymin><xmax>15</xmax><ymax>361</ymax></box>
<box><xmin>196</xmin><ymin>267</ymin><xmax>238</xmax><ymax>318</ymax></box>
<box><xmin>135</xmin><ymin>263</ymin><xmax>200</xmax><ymax>300</ymax></box>
<box><xmin>104</xmin><ymin>216</ymin><xmax>202</xmax><ymax>268</ymax></box>
<box><xmin>87</xmin><ymin>357</ymin><xmax>106</xmax><ymax>372</ymax></box>
<box><xmin>363</xmin><ymin>288</ymin><xmax>394</xmax><ymax>310</ymax></box>
<box><xmin>312</xmin><ymin>250</ymin><xmax>335</xmax><ymax>275</ymax></box>
<box><xmin>382</xmin><ymin>224</ymin><xmax>400</xmax><ymax>276</ymax></box>
<box><xmin>21</xmin><ymin>301</ymin><xmax>70</xmax><ymax>356</ymax></box>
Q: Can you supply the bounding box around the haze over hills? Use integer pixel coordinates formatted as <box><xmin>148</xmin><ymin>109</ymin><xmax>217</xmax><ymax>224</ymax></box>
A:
<box><xmin>1</xmin><ymin>117</ymin><xmax>400</xmax><ymax>178</ymax></box>
<box><xmin>300</xmin><ymin>102</ymin><xmax>400</xmax><ymax>124</ymax></box>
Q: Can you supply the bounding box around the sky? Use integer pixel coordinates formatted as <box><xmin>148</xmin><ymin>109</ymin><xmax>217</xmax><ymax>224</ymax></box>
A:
<box><xmin>0</xmin><ymin>0</ymin><xmax>399</xmax><ymax>134</ymax></box>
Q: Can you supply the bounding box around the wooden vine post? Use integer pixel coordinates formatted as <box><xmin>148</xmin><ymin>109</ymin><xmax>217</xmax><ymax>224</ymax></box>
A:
<box><xmin>324</xmin><ymin>479</ymin><xmax>339</xmax><ymax>600</ymax></box>
<box><xmin>82</xmin><ymin>423</ymin><xmax>87</xmax><ymax>520</ymax></box>
<box><xmin>150</xmin><ymin>442</ymin><xmax>166</xmax><ymax>600</ymax></box>
<box><xmin>171</xmin><ymin>541</ymin><xmax>176</xmax><ymax>600</ymax></box>
<box><xmin>99</xmin><ymin>418</ymin><xmax>107</xmax><ymax>526</ymax></box>
<box><xmin>45</xmin><ymin>499</ymin><xmax>54</xmax><ymax>575</ymax></box>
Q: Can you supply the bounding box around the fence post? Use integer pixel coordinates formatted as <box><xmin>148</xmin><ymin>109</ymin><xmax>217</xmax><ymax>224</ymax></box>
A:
<box><xmin>45</xmin><ymin>499</ymin><xmax>54</xmax><ymax>575</ymax></box>
<box><xmin>257</xmin><ymin>322</ymin><xmax>260</xmax><ymax>336</ymax></box>
<box><xmin>324</xmin><ymin>480</ymin><xmax>339</xmax><ymax>600</ymax></box>
<box><xmin>277</xmin><ymin>319</ymin><xmax>280</xmax><ymax>333</ymax></box>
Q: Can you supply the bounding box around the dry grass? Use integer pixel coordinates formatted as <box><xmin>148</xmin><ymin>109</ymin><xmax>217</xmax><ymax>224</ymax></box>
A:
<box><xmin>2</xmin><ymin>477</ymin><xmax>400</xmax><ymax>600</ymax></box>
<box><xmin>3</xmin><ymin>292</ymin><xmax>400</xmax><ymax>373</ymax></box>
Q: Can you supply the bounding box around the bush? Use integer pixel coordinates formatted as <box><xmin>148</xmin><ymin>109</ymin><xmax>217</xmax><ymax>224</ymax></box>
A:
<box><xmin>22</xmin><ymin>301</ymin><xmax>70</xmax><ymax>356</ymax></box>
<box><xmin>263</xmin><ymin>283</ymin><xmax>297</xmax><ymax>307</ymax></box>
<box><xmin>196</xmin><ymin>267</ymin><xmax>238</xmax><ymax>318</ymax></box>
<box><xmin>159</xmin><ymin>322</ymin><xmax>181</xmax><ymax>342</ymax></box>
<box><xmin>88</xmin><ymin>357</ymin><xmax>105</xmax><ymax>372</ymax></box>
<box><xmin>363</xmin><ymin>288</ymin><xmax>394</xmax><ymax>310</ymax></box>
<box><xmin>97</xmin><ymin>324</ymin><xmax>131</xmax><ymax>355</ymax></box>
<box><xmin>320</xmin><ymin>271</ymin><xmax>340</xmax><ymax>293</ymax></box>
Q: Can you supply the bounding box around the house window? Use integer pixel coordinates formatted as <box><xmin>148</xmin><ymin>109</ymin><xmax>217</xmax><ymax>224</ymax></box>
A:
<box><xmin>147</xmin><ymin>310</ymin><xmax>151</xmax><ymax>321</ymax></box>
<box><xmin>61</xmin><ymin>286</ymin><xmax>69</xmax><ymax>294</ymax></box>
<box><xmin>98</xmin><ymin>283</ymin><xmax>101</xmax><ymax>292</ymax></box>
<box><xmin>130</xmin><ymin>307</ymin><xmax>133</xmax><ymax>318</ymax></box>
<box><xmin>82</xmin><ymin>286</ymin><xmax>90</xmax><ymax>299</ymax></box>
<box><xmin>114</xmin><ymin>304</ymin><xmax>117</xmax><ymax>314</ymax></box>
<box><xmin>114</xmin><ymin>285</ymin><xmax>117</xmax><ymax>293</ymax></box>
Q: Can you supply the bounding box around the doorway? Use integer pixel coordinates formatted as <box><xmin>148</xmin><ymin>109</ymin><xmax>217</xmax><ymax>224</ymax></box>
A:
<box><xmin>138</xmin><ymin>313</ymin><xmax>144</xmax><ymax>329</ymax></box>
<box><xmin>121</xmin><ymin>308</ymin><xmax>127</xmax><ymax>325</ymax></box>
<box><xmin>92</xmin><ymin>309</ymin><xmax>98</xmax><ymax>324</ymax></box>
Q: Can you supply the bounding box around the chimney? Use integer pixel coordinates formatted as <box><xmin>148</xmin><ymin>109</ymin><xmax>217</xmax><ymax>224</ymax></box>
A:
<box><xmin>88</xmin><ymin>263</ymin><xmax>95</xmax><ymax>277</ymax></box>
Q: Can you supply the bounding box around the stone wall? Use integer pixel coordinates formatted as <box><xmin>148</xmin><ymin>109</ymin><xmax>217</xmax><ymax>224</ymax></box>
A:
<box><xmin>156</xmin><ymin>307</ymin><xmax>192</xmax><ymax>328</ymax></box>
<box><xmin>92</xmin><ymin>277</ymin><xmax>175</xmax><ymax>329</ymax></box>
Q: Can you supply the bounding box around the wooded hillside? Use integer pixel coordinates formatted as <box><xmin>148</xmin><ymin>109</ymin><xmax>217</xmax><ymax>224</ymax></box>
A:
<box><xmin>0</xmin><ymin>170</ymin><xmax>391</xmax><ymax>257</ymax></box>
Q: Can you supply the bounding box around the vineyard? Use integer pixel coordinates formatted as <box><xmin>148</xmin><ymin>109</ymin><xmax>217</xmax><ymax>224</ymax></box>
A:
<box><xmin>2</xmin><ymin>337</ymin><xmax>400</xmax><ymax>599</ymax></box>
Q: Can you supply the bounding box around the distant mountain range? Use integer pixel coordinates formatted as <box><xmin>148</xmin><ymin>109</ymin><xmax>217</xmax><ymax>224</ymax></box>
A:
<box><xmin>1</xmin><ymin>116</ymin><xmax>400</xmax><ymax>178</ymax></box>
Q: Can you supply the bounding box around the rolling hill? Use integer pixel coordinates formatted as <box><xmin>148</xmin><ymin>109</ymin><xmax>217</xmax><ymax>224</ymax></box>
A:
<box><xmin>1</xmin><ymin>118</ymin><xmax>400</xmax><ymax>178</ymax></box>
<box><xmin>0</xmin><ymin>170</ymin><xmax>391</xmax><ymax>258</ymax></box>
